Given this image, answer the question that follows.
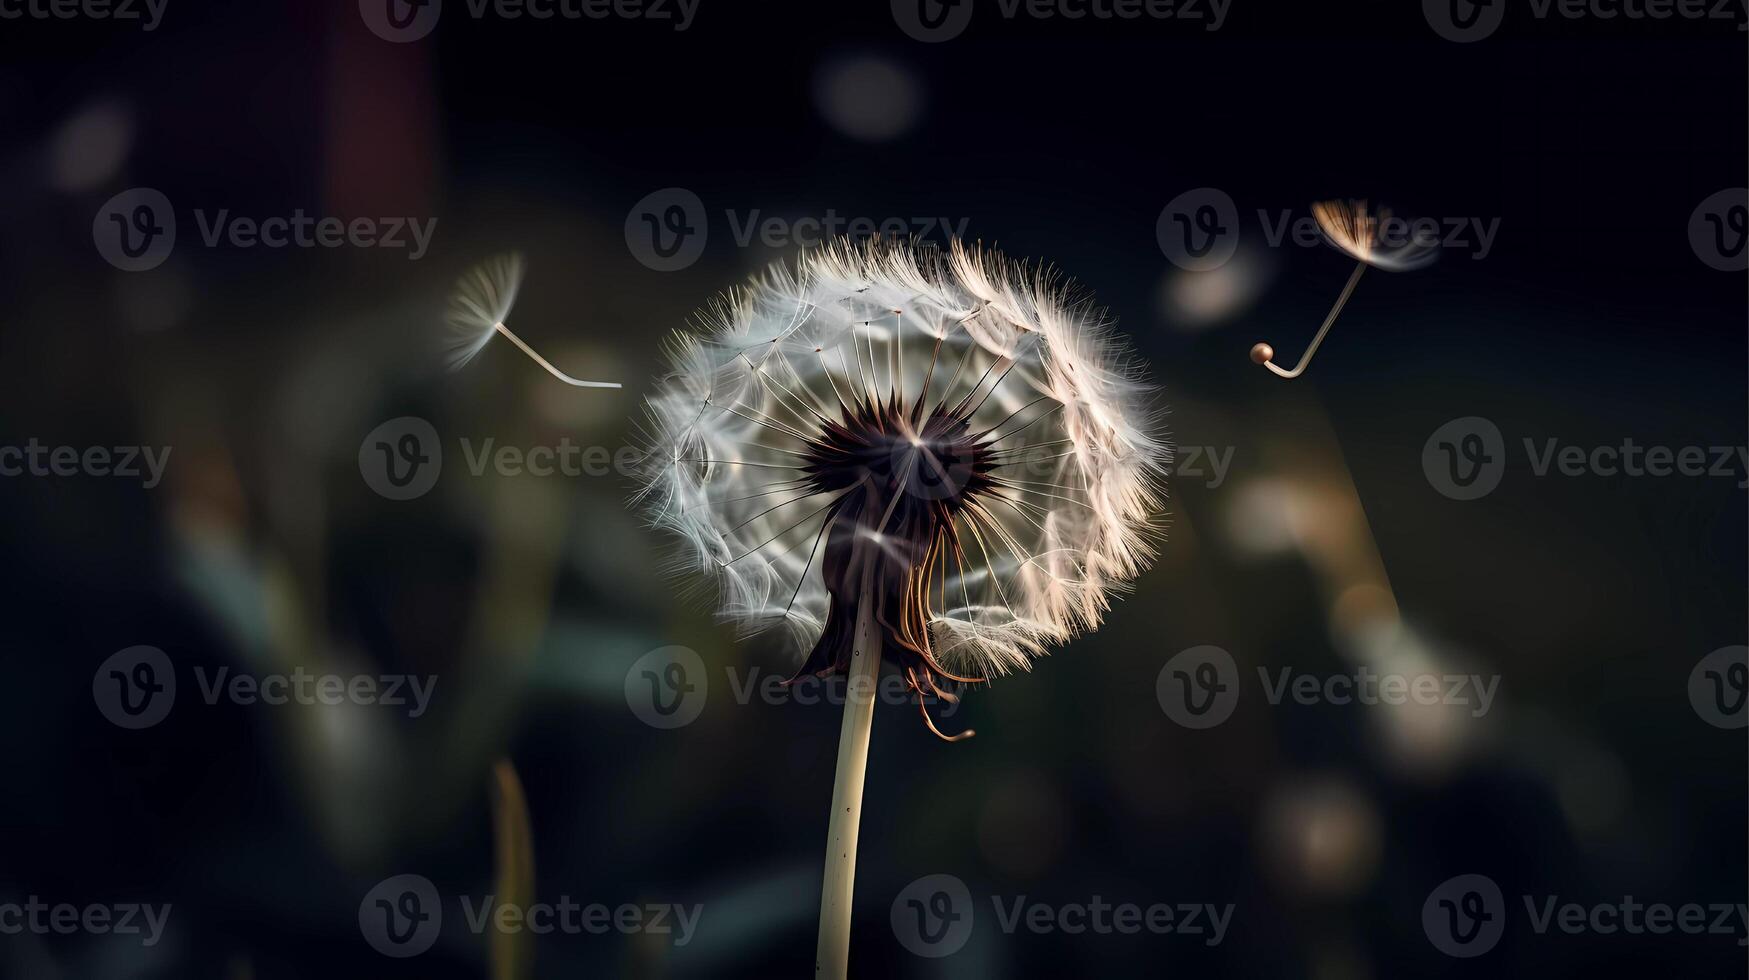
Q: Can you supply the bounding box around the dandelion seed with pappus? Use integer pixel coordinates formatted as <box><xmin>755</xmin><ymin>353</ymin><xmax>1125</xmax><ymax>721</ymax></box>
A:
<box><xmin>446</xmin><ymin>252</ymin><xmax>621</xmax><ymax>388</ymax></box>
<box><xmin>1251</xmin><ymin>199</ymin><xmax>1439</xmax><ymax>379</ymax></box>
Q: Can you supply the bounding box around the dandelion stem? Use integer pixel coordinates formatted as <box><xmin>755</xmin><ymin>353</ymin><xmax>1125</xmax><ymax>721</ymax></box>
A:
<box><xmin>816</xmin><ymin>565</ymin><xmax>880</xmax><ymax>980</ymax></box>
<box><xmin>493</xmin><ymin>322</ymin><xmax>621</xmax><ymax>388</ymax></box>
<box><xmin>1261</xmin><ymin>260</ymin><xmax>1367</xmax><ymax>380</ymax></box>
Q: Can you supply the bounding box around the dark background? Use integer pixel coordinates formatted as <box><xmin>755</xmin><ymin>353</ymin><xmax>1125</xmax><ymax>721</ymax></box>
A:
<box><xmin>0</xmin><ymin>0</ymin><xmax>1743</xmax><ymax>976</ymax></box>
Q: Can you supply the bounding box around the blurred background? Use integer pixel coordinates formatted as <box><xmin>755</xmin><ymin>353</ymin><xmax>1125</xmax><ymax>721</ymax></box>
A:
<box><xmin>0</xmin><ymin>0</ymin><xmax>1743</xmax><ymax>976</ymax></box>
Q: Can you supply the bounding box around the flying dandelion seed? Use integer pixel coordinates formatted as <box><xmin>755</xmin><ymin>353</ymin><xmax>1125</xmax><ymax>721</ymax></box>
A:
<box><xmin>631</xmin><ymin>238</ymin><xmax>1169</xmax><ymax>979</ymax></box>
<box><xmin>446</xmin><ymin>253</ymin><xmax>622</xmax><ymax>388</ymax></box>
<box><xmin>1251</xmin><ymin>200</ymin><xmax>1438</xmax><ymax>379</ymax></box>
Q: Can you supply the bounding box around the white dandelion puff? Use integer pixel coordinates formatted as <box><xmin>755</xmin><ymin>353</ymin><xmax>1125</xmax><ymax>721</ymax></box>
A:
<box><xmin>633</xmin><ymin>238</ymin><xmax>1170</xmax><ymax>730</ymax></box>
<box><xmin>445</xmin><ymin>252</ymin><xmax>621</xmax><ymax>388</ymax></box>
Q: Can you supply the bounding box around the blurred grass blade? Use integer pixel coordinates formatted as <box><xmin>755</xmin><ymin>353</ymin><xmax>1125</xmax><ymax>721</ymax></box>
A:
<box><xmin>490</xmin><ymin>759</ymin><xmax>536</xmax><ymax>980</ymax></box>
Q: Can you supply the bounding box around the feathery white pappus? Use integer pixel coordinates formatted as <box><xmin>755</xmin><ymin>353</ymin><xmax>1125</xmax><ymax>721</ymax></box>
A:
<box><xmin>633</xmin><ymin>239</ymin><xmax>1170</xmax><ymax>718</ymax></box>
<box><xmin>1312</xmin><ymin>199</ymin><xmax>1439</xmax><ymax>273</ymax></box>
<box><xmin>445</xmin><ymin>252</ymin><xmax>621</xmax><ymax>388</ymax></box>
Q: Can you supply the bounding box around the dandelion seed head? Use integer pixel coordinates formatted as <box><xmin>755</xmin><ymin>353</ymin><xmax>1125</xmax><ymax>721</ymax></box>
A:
<box><xmin>634</xmin><ymin>239</ymin><xmax>1170</xmax><ymax>722</ymax></box>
